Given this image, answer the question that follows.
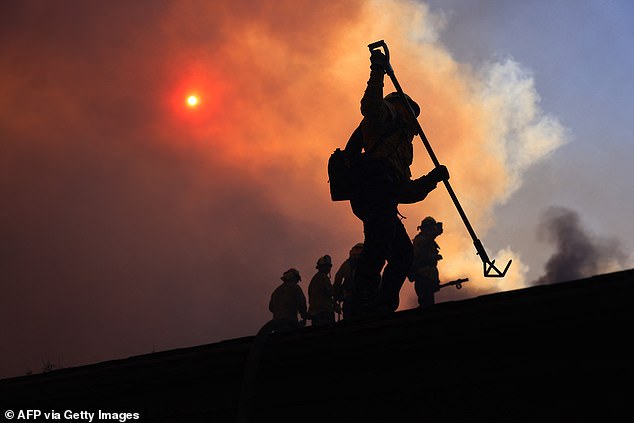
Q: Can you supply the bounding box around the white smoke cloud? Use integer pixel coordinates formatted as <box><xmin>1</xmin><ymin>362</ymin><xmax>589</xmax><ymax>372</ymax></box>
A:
<box><xmin>477</xmin><ymin>58</ymin><xmax>568</xmax><ymax>202</ymax></box>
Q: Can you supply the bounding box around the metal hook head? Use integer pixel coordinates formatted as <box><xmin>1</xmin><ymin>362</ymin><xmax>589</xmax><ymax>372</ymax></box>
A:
<box><xmin>483</xmin><ymin>259</ymin><xmax>512</xmax><ymax>278</ymax></box>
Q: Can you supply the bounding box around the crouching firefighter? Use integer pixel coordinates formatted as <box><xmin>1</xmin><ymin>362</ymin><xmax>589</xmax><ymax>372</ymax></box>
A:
<box><xmin>329</xmin><ymin>48</ymin><xmax>450</xmax><ymax>317</ymax></box>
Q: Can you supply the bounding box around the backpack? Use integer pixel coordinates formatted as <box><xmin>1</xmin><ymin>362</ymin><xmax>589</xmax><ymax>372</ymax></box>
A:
<box><xmin>327</xmin><ymin>149</ymin><xmax>354</xmax><ymax>201</ymax></box>
<box><xmin>327</xmin><ymin>126</ymin><xmax>363</xmax><ymax>201</ymax></box>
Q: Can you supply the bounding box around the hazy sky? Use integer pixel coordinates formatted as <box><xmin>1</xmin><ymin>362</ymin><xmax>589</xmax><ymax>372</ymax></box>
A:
<box><xmin>1</xmin><ymin>0</ymin><xmax>632</xmax><ymax>378</ymax></box>
<box><xmin>425</xmin><ymin>0</ymin><xmax>634</xmax><ymax>282</ymax></box>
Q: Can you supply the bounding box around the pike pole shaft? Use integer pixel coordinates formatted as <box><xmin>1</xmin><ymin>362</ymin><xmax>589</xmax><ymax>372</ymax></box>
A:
<box><xmin>388</xmin><ymin>72</ymin><xmax>490</xmax><ymax>262</ymax></box>
<box><xmin>368</xmin><ymin>40</ymin><xmax>511</xmax><ymax>277</ymax></box>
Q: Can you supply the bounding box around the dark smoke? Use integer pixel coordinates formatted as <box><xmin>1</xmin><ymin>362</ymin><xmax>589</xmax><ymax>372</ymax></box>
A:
<box><xmin>533</xmin><ymin>207</ymin><xmax>627</xmax><ymax>284</ymax></box>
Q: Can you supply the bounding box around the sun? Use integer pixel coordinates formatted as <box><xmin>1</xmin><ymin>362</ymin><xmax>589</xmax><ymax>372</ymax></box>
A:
<box><xmin>186</xmin><ymin>95</ymin><xmax>199</xmax><ymax>107</ymax></box>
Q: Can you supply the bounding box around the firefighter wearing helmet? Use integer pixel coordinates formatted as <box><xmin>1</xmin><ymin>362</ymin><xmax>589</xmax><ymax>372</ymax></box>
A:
<box><xmin>343</xmin><ymin>48</ymin><xmax>450</xmax><ymax>316</ymax></box>
<box><xmin>308</xmin><ymin>255</ymin><xmax>336</xmax><ymax>326</ymax></box>
<box><xmin>409</xmin><ymin>216</ymin><xmax>444</xmax><ymax>309</ymax></box>
<box><xmin>269</xmin><ymin>268</ymin><xmax>308</xmax><ymax>327</ymax></box>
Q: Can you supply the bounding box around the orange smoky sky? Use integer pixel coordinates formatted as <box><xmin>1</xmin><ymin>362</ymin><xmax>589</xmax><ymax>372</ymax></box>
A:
<box><xmin>0</xmin><ymin>0</ymin><xmax>565</xmax><ymax>377</ymax></box>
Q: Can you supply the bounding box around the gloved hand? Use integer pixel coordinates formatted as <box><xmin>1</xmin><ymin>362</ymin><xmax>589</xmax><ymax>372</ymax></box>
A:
<box><xmin>427</xmin><ymin>165</ymin><xmax>449</xmax><ymax>184</ymax></box>
<box><xmin>370</xmin><ymin>50</ymin><xmax>387</xmax><ymax>70</ymax></box>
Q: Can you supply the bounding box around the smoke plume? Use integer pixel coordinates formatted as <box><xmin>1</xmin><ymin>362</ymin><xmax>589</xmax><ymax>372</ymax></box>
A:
<box><xmin>533</xmin><ymin>207</ymin><xmax>628</xmax><ymax>284</ymax></box>
<box><xmin>1</xmin><ymin>0</ymin><xmax>566</xmax><ymax>377</ymax></box>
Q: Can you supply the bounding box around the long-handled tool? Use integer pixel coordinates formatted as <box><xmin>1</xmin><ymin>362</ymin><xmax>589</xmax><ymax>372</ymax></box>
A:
<box><xmin>368</xmin><ymin>40</ymin><xmax>511</xmax><ymax>278</ymax></box>
<box><xmin>439</xmin><ymin>278</ymin><xmax>469</xmax><ymax>290</ymax></box>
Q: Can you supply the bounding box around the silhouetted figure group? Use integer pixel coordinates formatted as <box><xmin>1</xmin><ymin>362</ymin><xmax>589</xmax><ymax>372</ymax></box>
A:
<box><xmin>269</xmin><ymin>219</ymin><xmax>444</xmax><ymax>326</ymax></box>
<box><xmin>268</xmin><ymin>251</ymin><xmax>355</xmax><ymax>327</ymax></box>
<box><xmin>269</xmin><ymin>47</ymin><xmax>452</xmax><ymax>326</ymax></box>
<box><xmin>268</xmin><ymin>251</ymin><xmax>346</xmax><ymax>327</ymax></box>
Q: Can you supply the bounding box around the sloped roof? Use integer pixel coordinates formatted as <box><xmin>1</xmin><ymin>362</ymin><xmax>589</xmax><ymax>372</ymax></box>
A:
<box><xmin>2</xmin><ymin>269</ymin><xmax>633</xmax><ymax>422</ymax></box>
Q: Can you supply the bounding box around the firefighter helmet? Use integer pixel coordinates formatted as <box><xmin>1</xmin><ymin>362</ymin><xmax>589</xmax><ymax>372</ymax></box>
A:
<box><xmin>418</xmin><ymin>216</ymin><xmax>438</xmax><ymax>230</ymax></box>
<box><xmin>350</xmin><ymin>243</ymin><xmax>364</xmax><ymax>258</ymax></box>
<box><xmin>384</xmin><ymin>92</ymin><xmax>420</xmax><ymax>117</ymax></box>
<box><xmin>281</xmin><ymin>268</ymin><xmax>301</xmax><ymax>282</ymax></box>
<box><xmin>316</xmin><ymin>255</ymin><xmax>333</xmax><ymax>268</ymax></box>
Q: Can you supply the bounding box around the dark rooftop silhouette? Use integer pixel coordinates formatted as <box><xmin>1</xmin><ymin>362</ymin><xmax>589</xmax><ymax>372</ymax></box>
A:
<box><xmin>2</xmin><ymin>269</ymin><xmax>633</xmax><ymax>422</ymax></box>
